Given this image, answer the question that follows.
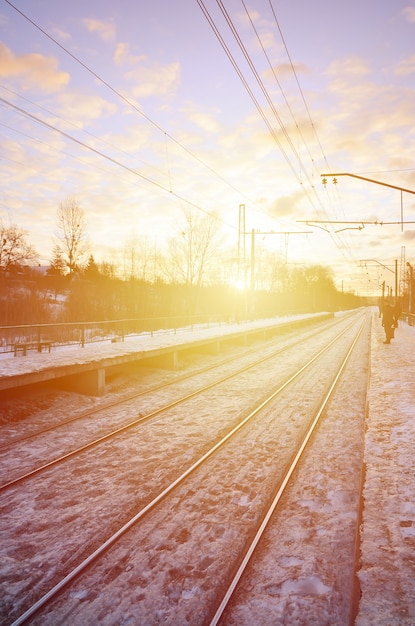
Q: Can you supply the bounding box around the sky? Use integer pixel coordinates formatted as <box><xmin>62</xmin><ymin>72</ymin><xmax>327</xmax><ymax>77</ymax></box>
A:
<box><xmin>0</xmin><ymin>0</ymin><xmax>415</xmax><ymax>296</ymax></box>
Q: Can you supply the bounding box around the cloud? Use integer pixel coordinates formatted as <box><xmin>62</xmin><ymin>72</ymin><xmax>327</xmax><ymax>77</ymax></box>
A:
<box><xmin>126</xmin><ymin>61</ymin><xmax>181</xmax><ymax>98</ymax></box>
<box><xmin>326</xmin><ymin>56</ymin><xmax>371</xmax><ymax>79</ymax></box>
<box><xmin>55</xmin><ymin>91</ymin><xmax>117</xmax><ymax>128</ymax></box>
<box><xmin>114</xmin><ymin>42</ymin><xmax>145</xmax><ymax>67</ymax></box>
<box><xmin>114</xmin><ymin>42</ymin><xmax>128</xmax><ymax>65</ymax></box>
<box><xmin>112</xmin><ymin>44</ymin><xmax>180</xmax><ymax>98</ymax></box>
<box><xmin>179</xmin><ymin>104</ymin><xmax>221</xmax><ymax>134</ymax></box>
<box><xmin>82</xmin><ymin>18</ymin><xmax>116</xmax><ymax>43</ymax></box>
<box><xmin>395</xmin><ymin>53</ymin><xmax>415</xmax><ymax>76</ymax></box>
<box><xmin>402</xmin><ymin>6</ymin><xmax>415</xmax><ymax>22</ymax></box>
<box><xmin>0</xmin><ymin>42</ymin><xmax>69</xmax><ymax>92</ymax></box>
<box><xmin>266</xmin><ymin>62</ymin><xmax>310</xmax><ymax>80</ymax></box>
<box><xmin>268</xmin><ymin>190</ymin><xmax>306</xmax><ymax>219</ymax></box>
<box><xmin>318</xmin><ymin>52</ymin><xmax>415</xmax><ymax>169</ymax></box>
<box><xmin>51</xmin><ymin>26</ymin><xmax>72</xmax><ymax>42</ymax></box>
<box><xmin>323</xmin><ymin>65</ymin><xmax>415</xmax><ymax>150</ymax></box>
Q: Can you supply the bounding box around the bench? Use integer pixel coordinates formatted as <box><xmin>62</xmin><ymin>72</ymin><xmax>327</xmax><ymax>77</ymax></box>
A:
<box><xmin>13</xmin><ymin>341</ymin><xmax>52</xmax><ymax>356</ymax></box>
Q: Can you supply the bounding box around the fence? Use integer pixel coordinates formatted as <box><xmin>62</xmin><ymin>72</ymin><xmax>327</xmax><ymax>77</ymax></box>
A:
<box><xmin>0</xmin><ymin>314</ymin><xmax>233</xmax><ymax>354</ymax></box>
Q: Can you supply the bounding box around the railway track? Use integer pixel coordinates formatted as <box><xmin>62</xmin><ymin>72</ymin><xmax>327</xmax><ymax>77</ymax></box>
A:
<box><xmin>1</xmin><ymin>309</ymin><xmax>370</xmax><ymax>625</ymax></box>
<box><xmin>0</xmin><ymin>312</ymin><xmax>358</xmax><ymax>490</ymax></box>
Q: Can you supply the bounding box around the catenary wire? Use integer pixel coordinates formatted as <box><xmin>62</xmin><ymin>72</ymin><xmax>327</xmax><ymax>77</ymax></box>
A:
<box><xmin>0</xmin><ymin>84</ymin><xmax>170</xmax><ymax>179</ymax></box>
<box><xmin>264</xmin><ymin>0</ymin><xmax>360</xmax><ymax>265</ymax></box>
<box><xmin>263</xmin><ymin>0</ymin><xmax>360</xmax><ymax>266</ymax></box>
<box><xmin>0</xmin><ymin>96</ymin><xmax>237</xmax><ymax>232</ymax></box>
<box><xmin>3</xmin><ymin>0</ymin><xmax>344</xmax><ymax>242</ymax></box>
<box><xmin>5</xmin><ymin>0</ymin><xmax>361</xmax><ymax>271</ymax></box>
<box><xmin>3</xmin><ymin>0</ymin><xmax>265</xmax><ymax>218</ymax></box>
<box><xmin>209</xmin><ymin>0</ymin><xmax>345</xmax><ymax>227</ymax></box>
<box><xmin>240</xmin><ymin>0</ymin><xmax>317</xmax><ymax>174</ymax></box>
<box><xmin>198</xmin><ymin>0</ymin><xmax>359</xmax><ymax>268</ymax></box>
<box><xmin>217</xmin><ymin>0</ymin><xmax>312</xmax><ymax>180</ymax></box>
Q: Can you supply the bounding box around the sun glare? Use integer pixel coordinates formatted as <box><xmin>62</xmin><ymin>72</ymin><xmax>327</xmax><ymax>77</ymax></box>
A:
<box><xmin>233</xmin><ymin>279</ymin><xmax>246</xmax><ymax>290</ymax></box>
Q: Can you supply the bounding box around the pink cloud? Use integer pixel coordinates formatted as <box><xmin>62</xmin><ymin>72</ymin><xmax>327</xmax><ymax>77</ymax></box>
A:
<box><xmin>402</xmin><ymin>6</ymin><xmax>415</xmax><ymax>23</ymax></box>
<box><xmin>0</xmin><ymin>42</ymin><xmax>69</xmax><ymax>92</ymax></box>
<box><xmin>82</xmin><ymin>18</ymin><xmax>116</xmax><ymax>43</ymax></box>
<box><xmin>395</xmin><ymin>53</ymin><xmax>415</xmax><ymax>76</ymax></box>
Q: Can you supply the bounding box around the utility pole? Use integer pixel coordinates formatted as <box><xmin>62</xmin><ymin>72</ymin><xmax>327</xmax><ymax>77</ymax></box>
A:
<box><xmin>395</xmin><ymin>259</ymin><xmax>398</xmax><ymax>304</ymax></box>
<box><xmin>407</xmin><ymin>262</ymin><xmax>413</xmax><ymax>315</ymax></box>
<box><xmin>238</xmin><ymin>204</ymin><xmax>246</xmax><ymax>287</ymax></box>
<box><xmin>246</xmin><ymin>229</ymin><xmax>312</xmax><ymax>293</ymax></box>
<box><xmin>237</xmin><ymin>206</ymin><xmax>311</xmax><ymax>318</ymax></box>
<box><xmin>399</xmin><ymin>246</ymin><xmax>406</xmax><ymax>302</ymax></box>
<box><xmin>250</xmin><ymin>228</ymin><xmax>255</xmax><ymax>292</ymax></box>
<box><xmin>321</xmin><ymin>172</ymin><xmax>415</xmax><ymax>232</ymax></box>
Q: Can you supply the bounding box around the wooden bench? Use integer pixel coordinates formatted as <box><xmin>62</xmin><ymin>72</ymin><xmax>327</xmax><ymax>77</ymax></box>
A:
<box><xmin>13</xmin><ymin>341</ymin><xmax>52</xmax><ymax>356</ymax></box>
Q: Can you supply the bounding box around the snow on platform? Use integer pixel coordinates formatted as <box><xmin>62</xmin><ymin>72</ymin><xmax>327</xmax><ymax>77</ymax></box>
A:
<box><xmin>356</xmin><ymin>310</ymin><xmax>415</xmax><ymax>625</ymax></box>
<box><xmin>1</xmin><ymin>309</ymin><xmax>414</xmax><ymax>621</ymax></box>
<box><xmin>0</xmin><ymin>313</ymin><xmax>330</xmax><ymax>394</ymax></box>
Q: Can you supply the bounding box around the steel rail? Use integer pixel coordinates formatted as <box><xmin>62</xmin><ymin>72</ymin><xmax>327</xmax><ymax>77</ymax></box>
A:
<box><xmin>1</xmin><ymin>312</ymin><xmax>362</xmax><ymax>492</ymax></box>
<box><xmin>208</xmin><ymin>312</ymin><xmax>368</xmax><ymax>625</ymax></box>
<box><xmin>0</xmin><ymin>312</ymin><xmax>348</xmax><ymax>453</ymax></box>
<box><xmin>9</xmin><ymin>313</ymin><xmax>366</xmax><ymax>626</ymax></box>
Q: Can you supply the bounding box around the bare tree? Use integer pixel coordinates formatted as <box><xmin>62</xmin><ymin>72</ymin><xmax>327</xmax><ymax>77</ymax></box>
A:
<box><xmin>121</xmin><ymin>235</ymin><xmax>157</xmax><ymax>282</ymax></box>
<box><xmin>0</xmin><ymin>223</ymin><xmax>38</xmax><ymax>272</ymax></box>
<box><xmin>57</xmin><ymin>197</ymin><xmax>87</xmax><ymax>274</ymax></box>
<box><xmin>163</xmin><ymin>208</ymin><xmax>221</xmax><ymax>286</ymax></box>
<box><xmin>121</xmin><ymin>235</ymin><xmax>137</xmax><ymax>281</ymax></box>
<box><xmin>98</xmin><ymin>260</ymin><xmax>117</xmax><ymax>280</ymax></box>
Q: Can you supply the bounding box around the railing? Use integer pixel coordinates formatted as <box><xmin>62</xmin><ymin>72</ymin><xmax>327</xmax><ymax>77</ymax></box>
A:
<box><xmin>0</xmin><ymin>314</ymin><xmax>234</xmax><ymax>354</ymax></box>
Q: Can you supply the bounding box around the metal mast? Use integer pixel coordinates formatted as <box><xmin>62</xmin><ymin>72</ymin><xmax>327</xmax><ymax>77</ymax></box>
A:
<box><xmin>238</xmin><ymin>204</ymin><xmax>246</xmax><ymax>287</ymax></box>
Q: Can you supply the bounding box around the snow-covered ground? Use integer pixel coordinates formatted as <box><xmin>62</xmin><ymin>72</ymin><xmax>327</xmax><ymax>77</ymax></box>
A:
<box><xmin>1</xmin><ymin>310</ymin><xmax>364</xmax><ymax>626</ymax></box>
<box><xmin>0</xmin><ymin>313</ymin><xmax>329</xmax><ymax>379</ymax></box>
<box><xmin>0</xmin><ymin>308</ymin><xmax>414</xmax><ymax>624</ymax></box>
<box><xmin>356</xmin><ymin>311</ymin><xmax>415</xmax><ymax>625</ymax></box>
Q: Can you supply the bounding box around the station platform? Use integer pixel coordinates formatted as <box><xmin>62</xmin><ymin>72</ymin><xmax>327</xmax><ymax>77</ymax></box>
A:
<box><xmin>0</xmin><ymin>309</ymin><xmax>413</xmax><ymax>620</ymax></box>
<box><xmin>356</xmin><ymin>310</ymin><xmax>415</xmax><ymax>624</ymax></box>
<box><xmin>0</xmin><ymin>313</ymin><xmax>332</xmax><ymax>396</ymax></box>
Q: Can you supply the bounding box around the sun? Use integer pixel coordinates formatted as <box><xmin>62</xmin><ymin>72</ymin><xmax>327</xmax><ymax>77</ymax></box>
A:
<box><xmin>232</xmin><ymin>278</ymin><xmax>246</xmax><ymax>290</ymax></box>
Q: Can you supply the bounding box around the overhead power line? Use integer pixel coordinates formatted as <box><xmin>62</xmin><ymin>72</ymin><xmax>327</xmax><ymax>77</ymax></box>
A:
<box><xmin>0</xmin><ymin>96</ymin><xmax>236</xmax><ymax>231</ymax></box>
<box><xmin>0</xmin><ymin>83</ymin><xmax>168</xmax><ymax>179</ymax></box>
<box><xmin>197</xmin><ymin>0</ymin><xmax>359</xmax><ymax>269</ymax></box>
<box><xmin>240</xmin><ymin>0</ymin><xmax>316</xmax><ymax>173</ymax></box>
<box><xmin>268</xmin><ymin>0</ymin><xmax>328</xmax><ymax>168</ymax></box>
<box><xmin>196</xmin><ymin>0</ymin><xmax>298</xmax><ymax>181</ymax></box>
<box><xmin>3</xmin><ymin>0</ymin><xmax>261</xmax><ymax>212</ymax></box>
<box><xmin>198</xmin><ymin>1</ymin><xmax>323</xmax><ymax>216</ymax></box>
<box><xmin>217</xmin><ymin>0</ymin><xmax>309</xmax><ymax>179</ymax></box>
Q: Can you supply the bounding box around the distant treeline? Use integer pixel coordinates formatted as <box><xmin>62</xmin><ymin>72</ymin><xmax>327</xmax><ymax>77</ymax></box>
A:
<box><xmin>0</xmin><ymin>263</ymin><xmax>365</xmax><ymax>327</ymax></box>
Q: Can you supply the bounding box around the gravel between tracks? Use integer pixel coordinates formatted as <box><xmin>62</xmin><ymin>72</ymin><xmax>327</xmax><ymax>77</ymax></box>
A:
<box><xmin>1</xmin><ymin>309</ymin><xmax>414</xmax><ymax>624</ymax></box>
